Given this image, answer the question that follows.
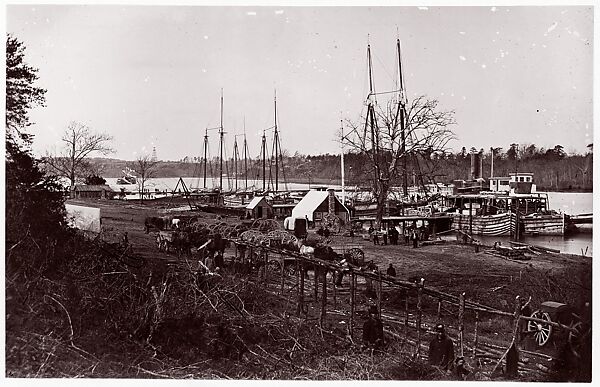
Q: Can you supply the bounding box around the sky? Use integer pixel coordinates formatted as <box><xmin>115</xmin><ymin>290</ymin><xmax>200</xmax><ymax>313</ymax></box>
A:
<box><xmin>6</xmin><ymin>4</ymin><xmax>595</xmax><ymax>161</ymax></box>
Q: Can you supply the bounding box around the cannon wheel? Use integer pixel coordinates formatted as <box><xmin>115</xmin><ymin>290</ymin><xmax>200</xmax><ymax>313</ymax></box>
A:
<box><xmin>527</xmin><ymin>310</ymin><xmax>553</xmax><ymax>347</ymax></box>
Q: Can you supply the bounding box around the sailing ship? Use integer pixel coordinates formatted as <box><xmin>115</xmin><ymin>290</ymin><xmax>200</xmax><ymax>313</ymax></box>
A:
<box><xmin>116</xmin><ymin>167</ymin><xmax>137</xmax><ymax>185</ymax></box>
<box><xmin>179</xmin><ymin>89</ymin><xmax>290</xmax><ymax>216</ymax></box>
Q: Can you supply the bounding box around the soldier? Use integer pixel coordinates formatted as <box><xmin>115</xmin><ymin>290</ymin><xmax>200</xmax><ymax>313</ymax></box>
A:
<box><xmin>428</xmin><ymin>324</ymin><xmax>455</xmax><ymax>371</ymax></box>
<box><xmin>362</xmin><ymin>306</ymin><xmax>384</xmax><ymax>349</ymax></box>
<box><xmin>386</xmin><ymin>263</ymin><xmax>396</xmax><ymax>277</ymax></box>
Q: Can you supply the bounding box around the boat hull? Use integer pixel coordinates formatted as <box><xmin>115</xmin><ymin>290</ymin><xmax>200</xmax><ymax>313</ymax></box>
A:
<box><xmin>521</xmin><ymin>214</ymin><xmax>571</xmax><ymax>236</ymax></box>
<box><xmin>451</xmin><ymin>212</ymin><xmax>516</xmax><ymax>236</ymax></box>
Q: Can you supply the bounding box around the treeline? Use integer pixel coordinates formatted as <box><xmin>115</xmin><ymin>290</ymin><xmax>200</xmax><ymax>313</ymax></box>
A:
<box><xmin>93</xmin><ymin>143</ymin><xmax>592</xmax><ymax>191</ymax></box>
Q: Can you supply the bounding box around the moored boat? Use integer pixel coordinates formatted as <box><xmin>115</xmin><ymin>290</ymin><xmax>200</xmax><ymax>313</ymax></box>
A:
<box><xmin>451</xmin><ymin>212</ymin><xmax>516</xmax><ymax>236</ymax></box>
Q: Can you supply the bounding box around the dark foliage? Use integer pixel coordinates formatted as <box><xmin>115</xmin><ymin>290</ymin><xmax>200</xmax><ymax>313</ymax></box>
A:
<box><xmin>6</xmin><ymin>34</ymin><xmax>46</xmax><ymax>146</ymax></box>
<box><xmin>84</xmin><ymin>174</ymin><xmax>107</xmax><ymax>185</ymax></box>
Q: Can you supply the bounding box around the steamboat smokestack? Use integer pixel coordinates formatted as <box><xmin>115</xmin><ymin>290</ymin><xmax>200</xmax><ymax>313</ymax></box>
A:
<box><xmin>328</xmin><ymin>189</ymin><xmax>336</xmax><ymax>215</ymax></box>
<box><xmin>470</xmin><ymin>150</ymin><xmax>482</xmax><ymax>180</ymax></box>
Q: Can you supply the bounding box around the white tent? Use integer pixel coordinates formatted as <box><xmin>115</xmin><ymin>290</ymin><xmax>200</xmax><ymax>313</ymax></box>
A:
<box><xmin>66</xmin><ymin>204</ymin><xmax>101</xmax><ymax>233</ymax></box>
<box><xmin>291</xmin><ymin>190</ymin><xmax>349</xmax><ymax>222</ymax></box>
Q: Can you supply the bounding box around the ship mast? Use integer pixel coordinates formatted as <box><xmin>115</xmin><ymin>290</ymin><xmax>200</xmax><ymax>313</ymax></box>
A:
<box><xmin>219</xmin><ymin>88</ymin><xmax>224</xmax><ymax>192</ymax></box>
<box><xmin>203</xmin><ymin>129</ymin><xmax>209</xmax><ymax>189</ymax></box>
<box><xmin>365</xmin><ymin>43</ymin><xmax>379</xmax><ymax>184</ymax></box>
<box><xmin>274</xmin><ymin>90</ymin><xmax>279</xmax><ymax>192</ymax></box>
<box><xmin>261</xmin><ymin>130</ymin><xmax>267</xmax><ymax>192</ymax></box>
<box><xmin>243</xmin><ymin>118</ymin><xmax>249</xmax><ymax>191</ymax></box>
<box><xmin>340</xmin><ymin>118</ymin><xmax>345</xmax><ymax>205</ymax></box>
<box><xmin>396</xmin><ymin>38</ymin><xmax>409</xmax><ymax>197</ymax></box>
<box><xmin>233</xmin><ymin>136</ymin><xmax>239</xmax><ymax>192</ymax></box>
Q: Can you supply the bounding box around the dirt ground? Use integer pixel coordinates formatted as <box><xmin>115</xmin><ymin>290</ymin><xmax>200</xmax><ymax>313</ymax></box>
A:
<box><xmin>82</xmin><ymin>198</ymin><xmax>591</xmax><ymax>310</ymax></box>
<box><xmin>68</xmin><ymin>198</ymin><xmax>592</xmax><ymax>379</ymax></box>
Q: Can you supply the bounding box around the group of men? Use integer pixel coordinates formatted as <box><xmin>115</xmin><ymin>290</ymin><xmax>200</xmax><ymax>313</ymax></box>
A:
<box><xmin>368</xmin><ymin>225</ymin><xmax>426</xmax><ymax>248</ymax></box>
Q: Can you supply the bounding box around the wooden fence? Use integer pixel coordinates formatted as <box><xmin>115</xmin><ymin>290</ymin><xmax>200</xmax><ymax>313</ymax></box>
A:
<box><xmin>190</xmin><ymin>237</ymin><xmax>579</xmax><ymax>378</ymax></box>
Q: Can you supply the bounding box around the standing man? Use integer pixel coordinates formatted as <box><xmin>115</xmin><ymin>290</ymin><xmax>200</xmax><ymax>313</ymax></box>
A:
<box><xmin>411</xmin><ymin>228</ymin><xmax>419</xmax><ymax>248</ymax></box>
<box><xmin>428</xmin><ymin>324</ymin><xmax>455</xmax><ymax>371</ymax></box>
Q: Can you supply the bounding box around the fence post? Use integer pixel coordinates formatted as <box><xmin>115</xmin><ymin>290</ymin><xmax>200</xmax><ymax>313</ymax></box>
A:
<box><xmin>263</xmin><ymin>249</ymin><xmax>269</xmax><ymax>286</ymax></box>
<box><xmin>472</xmin><ymin>311</ymin><xmax>479</xmax><ymax>359</ymax></box>
<box><xmin>404</xmin><ymin>289</ymin><xmax>409</xmax><ymax>339</ymax></box>
<box><xmin>377</xmin><ymin>271</ymin><xmax>382</xmax><ymax>319</ymax></box>
<box><xmin>513</xmin><ymin>296</ymin><xmax>522</xmax><ymax>343</ymax></box>
<box><xmin>297</xmin><ymin>259</ymin><xmax>305</xmax><ymax>317</ymax></box>
<box><xmin>349</xmin><ymin>273</ymin><xmax>355</xmax><ymax>338</ymax></box>
<box><xmin>416</xmin><ymin>278</ymin><xmax>424</xmax><ymax>358</ymax></box>
<box><xmin>458</xmin><ymin>292</ymin><xmax>465</xmax><ymax>357</ymax></box>
<box><xmin>280</xmin><ymin>253</ymin><xmax>285</xmax><ymax>294</ymax></box>
<box><xmin>332</xmin><ymin>269</ymin><xmax>337</xmax><ymax>308</ymax></box>
<box><xmin>320</xmin><ymin>267</ymin><xmax>327</xmax><ymax>327</ymax></box>
<box><xmin>314</xmin><ymin>266</ymin><xmax>319</xmax><ymax>302</ymax></box>
<box><xmin>491</xmin><ymin>295</ymin><xmax>522</xmax><ymax>376</ymax></box>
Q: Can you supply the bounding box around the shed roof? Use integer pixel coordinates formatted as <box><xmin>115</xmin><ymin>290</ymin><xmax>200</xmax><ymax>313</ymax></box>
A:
<box><xmin>246</xmin><ymin>196</ymin><xmax>271</xmax><ymax>210</ymax></box>
<box><xmin>291</xmin><ymin>190</ymin><xmax>348</xmax><ymax>221</ymax></box>
<box><xmin>74</xmin><ymin>184</ymin><xmax>113</xmax><ymax>192</ymax></box>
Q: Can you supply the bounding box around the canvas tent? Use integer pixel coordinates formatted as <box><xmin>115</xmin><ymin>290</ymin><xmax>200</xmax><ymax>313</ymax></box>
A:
<box><xmin>291</xmin><ymin>189</ymin><xmax>349</xmax><ymax>223</ymax></box>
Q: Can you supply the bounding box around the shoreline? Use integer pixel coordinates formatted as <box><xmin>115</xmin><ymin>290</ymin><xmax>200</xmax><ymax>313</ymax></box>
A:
<box><xmin>103</xmin><ymin>176</ymin><xmax>593</xmax><ymax>194</ymax></box>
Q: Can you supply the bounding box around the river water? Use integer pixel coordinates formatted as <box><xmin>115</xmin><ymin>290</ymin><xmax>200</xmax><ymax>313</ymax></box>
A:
<box><xmin>105</xmin><ymin>177</ymin><xmax>593</xmax><ymax>256</ymax></box>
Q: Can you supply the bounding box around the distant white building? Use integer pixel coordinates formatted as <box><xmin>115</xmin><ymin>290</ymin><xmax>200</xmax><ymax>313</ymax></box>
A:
<box><xmin>489</xmin><ymin>176</ymin><xmax>511</xmax><ymax>192</ymax></box>
<box><xmin>489</xmin><ymin>173</ymin><xmax>536</xmax><ymax>194</ymax></box>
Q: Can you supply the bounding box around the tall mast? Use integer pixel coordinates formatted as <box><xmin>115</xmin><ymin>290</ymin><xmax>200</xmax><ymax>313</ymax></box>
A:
<box><xmin>274</xmin><ymin>90</ymin><xmax>279</xmax><ymax>192</ymax></box>
<box><xmin>340</xmin><ymin>118</ymin><xmax>345</xmax><ymax>205</ymax></box>
<box><xmin>261</xmin><ymin>130</ymin><xmax>266</xmax><ymax>191</ymax></box>
<box><xmin>203</xmin><ymin>129</ymin><xmax>209</xmax><ymax>189</ymax></box>
<box><xmin>366</xmin><ymin>43</ymin><xmax>379</xmax><ymax>181</ymax></box>
<box><xmin>397</xmin><ymin>38</ymin><xmax>409</xmax><ymax>197</ymax></box>
<box><xmin>490</xmin><ymin>147</ymin><xmax>494</xmax><ymax>178</ymax></box>
<box><xmin>233</xmin><ymin>136</ymin><xmax>239</xmax><ymax>191</ymax></box>
<box><xmin>219</xmin><ymin>88</ymin><xmax>224</xmax><ymax>192</ymax></box>
<box><xmin>243</xmin><ymin>118</ymin><xmax>248</xmax><ymax>191</ymax></box>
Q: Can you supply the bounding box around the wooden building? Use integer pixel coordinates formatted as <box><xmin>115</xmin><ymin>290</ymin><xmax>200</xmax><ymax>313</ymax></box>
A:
<box><xmin>245</xmin><ymin>196</ymin><xmax>273</xmax><ymax>219</ymax></box>
<box><xmin>71</xmin><ymin>184</ymin><xmax>114</xmax><ymax>200</ymax></box>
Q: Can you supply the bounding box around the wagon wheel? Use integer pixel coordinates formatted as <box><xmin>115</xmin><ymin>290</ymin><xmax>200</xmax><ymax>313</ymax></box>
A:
<box><xmin>284</xmin><ymin>262</ymin><xmax>297</xmax><ymax>276</ymax></box>
<box><xmin>566</xmin><ymin>320</ymin><xmax>589</xmax><ymax>358</ymax></box>
<box><xmin>345</xmin><ymin>248</ymin><xmax>365</xmax><ymax>267</ymax></box>
<box><xmin>527</xmin><ymin>310</ymin><xmax>553</xmax><ymax>347</ymax></box>
<box><xmin>267</xmin><ymin>260</ymin><xmax>282</xmax><ymax>275</ymax></box>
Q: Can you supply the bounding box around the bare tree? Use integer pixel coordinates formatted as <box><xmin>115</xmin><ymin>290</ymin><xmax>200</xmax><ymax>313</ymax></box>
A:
<box><xmin>344</xmin><ymin>95</ymin><xmax>455</xmax><ymax>225</ymax></box>
<box><xmin>128</xmin><ymin>154</ymin><xmax>159</xmax><ymax>203</ymax></box>
<box><xmin>43</xmin><ymin>121</ymin><xmax>114</xmax><ymax>187</ymax></box>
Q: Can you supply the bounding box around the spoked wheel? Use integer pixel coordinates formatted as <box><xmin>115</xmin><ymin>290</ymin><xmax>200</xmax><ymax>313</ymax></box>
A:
<box><xmin>527</xmin><ymin>310</ymin><xmax>553</xmax><ymax>347</ymax></box>
<box><xmin>567</xmin><ymin>321</ymin><xmax>588</xmax><ymax>358</ymax></box>
<box><xmin>266</xmin><ymin>260</ymin><xmax>282</xmax><ymax>275</ymax></box>
<box><xmin>285</xmin><ymin>263</ymin><xmax>297</xmax><ymax>277</ymax></box>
